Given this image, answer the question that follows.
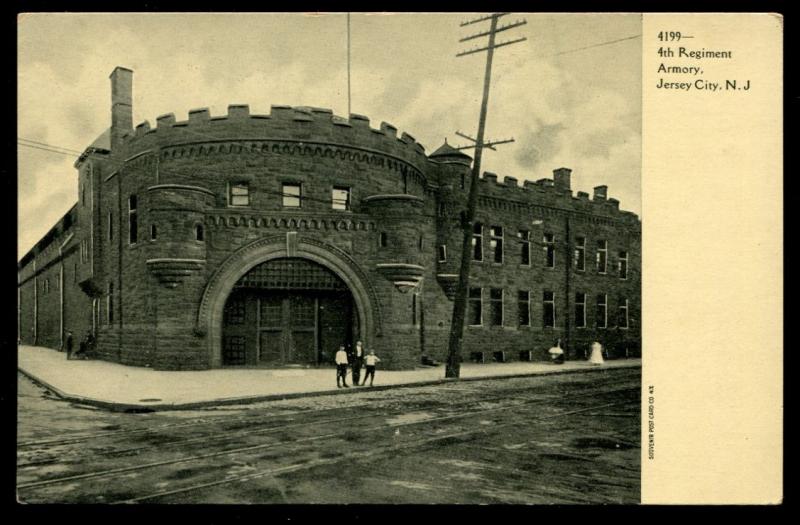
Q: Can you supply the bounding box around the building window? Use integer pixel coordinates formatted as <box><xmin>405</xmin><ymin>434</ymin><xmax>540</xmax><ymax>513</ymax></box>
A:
<box><xmin>81</xmin><ymin>183</ymin><xmax>85</xmax><ymax>206</ymax></box>
<box><xmin>472</xmin><ymin>222</ymin><xmax>483</xmax><ymax>261</ymax></box>
<box><xmin>543</xmin><ymin>291</ymin><xmax>555</xmax><ymax>328</ymax></box>
<box><xmin>438</xmin><ymin>245</ymin><xmax>447</xmax><ymax>263</ymax></box>
<box><xmin>229</xmin><ymin>182</ymin><xmax>250</xmax><ymax>207</ymax></box>
<box><xmin>543</xmin><ymin>233</ymin><xmax>555</xmax><ymax>268</ymax></box>
<box><xmin>437</xmin><ymin>201</ymin><xmax>446</xmax><ymax>217</ymax></box>
<box><xmin>150</xmin><ymin>224</ymin><xmax>157</xmax><ymax>240</ymax></box>
<box><xmin>618</xmin><ymin>298</ymin><xmax>629</xmax><ymax>329</ymax></box>
<box><xmin>575</xmin><ymin>292</ymin><xmax>586</xmax><ymax>328</ymax></box>
<box><xmin>402</xmin><ymin>172</ymin><xmax>409</xmax><ymax>194</ymax></box>
<box><xmin>128</xmin><ymin>194</ymin><xmax>138</xmax><ymax>245</ymax></box>
<box><xmin>574</xmin><ymin>236</ymin><xmax>585</xmax><ymax>271</ymax></box>
<box><xmin>518</xmin><ymin>290</ymin><xmax>530</xmax><ymax>327</ymax></box>
<box><xmin>73</xmin><ymin>263</ymin><xmax>78</xmax><ymax>283</ymax></box>
<box><xmin>412</xmin><ymin>293</ymin><xmax>417</xmax><ymax>326</ymax></box>
<box><xmin>195</xmin><ymin>224</ymin><xmax>204</xmax><ymax>242</ymax></box>
<box><xmin>489</xmin><ymin>288</ymin><xmax>503</xmax><ymax>326</ymax></box>
<box><xmin>44</xmin><ymin>279</ymin><xmax>49</xmax><ymax>295</ymax></box>
<box><xmin>107</xmin><ymin>281</ymin><xmax>114</xmax><ymax>324</ymax></box>
<box><xmin>596</xmin><ymin>240</ymin><xmax>607</xmax><ymax>274</ymax></box>
<box><xmin>518</xmin><ymin>230</ymin><xmax>530</xmax><ymax>266</ymax></box>
<box><xmin>618</xmin><ymin>251</ymin><xmax>628</xmax><ymax>279</ymax></box>
<box><xmin>468</xmin><ymin>287</ymin><xmax>482</xmax><ymax>326</ymax></box>
<box><xmin>489</xmin><ymin>226</ymin><xmax>503</xmax><ymax>263</ymax></box>
<box><xmin>282</xmin><ymin>182</ymin><xmax>301</xmax><ymax>207</ymax></box>
<box><xmin>596</xmin><ymin>294</ymin><xmax>607</xmax><ymax>328</ymax></box>
<box><xmin>379</xmin><ymin>232</ymin><xmax>388</xmax><ymax>248</ymax></box>
<box><xmin>80</xmin><ymin>239</ymin><xmax>89</xmax><ymax>263</ymax></box>
<box><xmin>108</xmin><ymin>211</ymin><xmax>113</xmax><ymax>242</ymax></box>
<box><xmin>332</xmin><ymin>186</ymin><xmax>351</xmax><ymax>210</ymax></box>
<box><xmin>418</xmin><ymin>236</ymin><xmax>425</xmax><ymax>251</ymax></box>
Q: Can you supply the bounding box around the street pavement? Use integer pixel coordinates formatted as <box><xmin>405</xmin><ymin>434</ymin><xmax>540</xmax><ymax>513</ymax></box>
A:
<box><xmin>18</xmin><ymin>344</ymin><xmax>640</xmax><ymax>411</ymax></box>
<box><xmin>17</xmin><ymin>368</ymin><xmax>641</xmax><ymax>504</ymax></box>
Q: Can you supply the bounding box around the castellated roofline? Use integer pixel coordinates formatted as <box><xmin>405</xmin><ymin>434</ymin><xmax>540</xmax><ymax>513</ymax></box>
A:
<box><xmin>474</xmin><ymin>170</ymin><xmax>639</xmax><ymax>223</ymax></box>
<box><xmin>119</xmin><ymin>104</ymin><xmax>427</xmax><ymax>159</ymax></box>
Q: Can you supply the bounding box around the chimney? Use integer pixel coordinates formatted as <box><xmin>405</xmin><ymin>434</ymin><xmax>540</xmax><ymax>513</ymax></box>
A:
<box><xmin>110</xmin><ymin>67</ymin><xmax>133</xmax><ymax>150</ymax></box>
<box><xmin>593</xmin><ymin>185</ymin><xmax>608</xmax><ymax>201</ymax></box>
<box><xmin>553</xmin><ymin>167</ymin><xmax>572</xmax><ymax>191</ymax></box>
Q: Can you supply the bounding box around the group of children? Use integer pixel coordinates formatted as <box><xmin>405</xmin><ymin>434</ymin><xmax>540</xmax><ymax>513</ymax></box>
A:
<box><xmin>334</xmin><ymin>341</ymin><xmax>380</xmax><ymax>388</ymax></box>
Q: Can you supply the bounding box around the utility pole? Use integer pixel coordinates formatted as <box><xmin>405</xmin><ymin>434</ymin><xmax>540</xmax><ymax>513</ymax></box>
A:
<box><xmin>445</xmin><ymin>13</ymin><xmax>527</xmax><ymax>378</ymax></box>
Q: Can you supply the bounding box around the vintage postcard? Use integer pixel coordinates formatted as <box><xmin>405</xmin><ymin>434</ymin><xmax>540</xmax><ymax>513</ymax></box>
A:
<box><xmin>16</xmin><ymin>12</ymin><xmax>782</xmax><ymax>505</ymax></box>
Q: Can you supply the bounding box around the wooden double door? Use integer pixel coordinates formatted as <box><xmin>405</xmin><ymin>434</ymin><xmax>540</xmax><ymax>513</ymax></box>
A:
<box><xmin>222</xmin><ymin>288</ymin><xmax>354</xmax><ymax>367</ymax></box>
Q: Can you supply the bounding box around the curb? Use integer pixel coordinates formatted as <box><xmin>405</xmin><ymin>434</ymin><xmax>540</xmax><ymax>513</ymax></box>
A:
<box><xmin>18</xmin><ymin>362</ymin><xmax>641</xmax><ymax>413</ymax></box>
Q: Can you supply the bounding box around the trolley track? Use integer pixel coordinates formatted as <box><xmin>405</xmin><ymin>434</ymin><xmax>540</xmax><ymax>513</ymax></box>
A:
<box><xmin>19</xmin><ymin>368</ymin><xmax>633</xmax><ymax>449</ymax></box>
<box><xmin>18</xmin><ymin>373</ymin><xmax>637</xmax><ymax>469</ymax></box>
<box><xmin>17</xmin><ymin>380</ymin><xmax>639</xmax><ymax>503</ymax></box>
<box><xmin>120</xmin><ymin>397</ymin><xmax>633</xmax><ymax>504</ymax></box>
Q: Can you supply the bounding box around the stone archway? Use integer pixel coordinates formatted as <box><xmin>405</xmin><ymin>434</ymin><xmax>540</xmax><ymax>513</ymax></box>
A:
<box><xmin>197</xmin><ymin>233</ymin><xmax>380</xmax><ymax>368</ymax></box>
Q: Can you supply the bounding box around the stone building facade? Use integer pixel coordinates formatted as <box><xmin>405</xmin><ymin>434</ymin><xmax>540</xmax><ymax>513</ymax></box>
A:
<box><xmin>17</xmin><ymin>67</ymin><xmax>641</xmax><ymax>370</ymax></box>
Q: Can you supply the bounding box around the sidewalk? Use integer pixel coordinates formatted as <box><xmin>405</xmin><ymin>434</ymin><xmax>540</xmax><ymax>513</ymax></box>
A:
<box><xmin>18</xmin><ymin>345</ymin><xmax>641</xmax><ymax>412</ymax></box>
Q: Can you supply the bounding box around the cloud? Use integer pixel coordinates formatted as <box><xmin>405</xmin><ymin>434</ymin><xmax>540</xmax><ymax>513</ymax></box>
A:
<box><xmin>17</xmin><ymin>13</ymin><xmax>642</xmax><ymax>259</ymax></box>
<box><xmin>514</xmin><ymin>122</ymin><xmax>566</xmax><ymax>171</ymax></box>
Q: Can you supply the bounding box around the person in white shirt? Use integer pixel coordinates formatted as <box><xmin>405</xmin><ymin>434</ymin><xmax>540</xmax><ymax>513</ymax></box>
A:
<box><xmin>548</xmin><ymin>339</ymin><xmax>565</xmax><ymax>365</ymax></box>
<box><xmin>362</xmin><ymin>349</ymin><xmax>381</xmax><ymax>386</ymax></box>
<box><xmin>335</xmin><ymin>345</ymin><xmax>350</xmax><ymax>388</ymax></box>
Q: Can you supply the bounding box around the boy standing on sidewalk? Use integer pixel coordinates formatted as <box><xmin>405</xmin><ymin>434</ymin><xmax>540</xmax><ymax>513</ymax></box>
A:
<box><xmin>362</xmin><ymin>349</ymin><xmax>380</xmax><ymax>387</ymax></box>
<box><xmin>335</xmin><ymin>345</ymin><xmax>350</xmax><ymax>388</ymax></box>
<box><xmin>351</xmin><ymin>340</ymin><xmax>364</xmax><ymax>386</ymax></box>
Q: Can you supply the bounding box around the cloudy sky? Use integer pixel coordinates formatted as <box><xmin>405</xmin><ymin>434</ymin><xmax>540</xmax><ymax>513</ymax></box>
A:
<box><xmin>18</xmin><ymin>12</ymin><xmax>641</xmax><ymax>260</ymax></box>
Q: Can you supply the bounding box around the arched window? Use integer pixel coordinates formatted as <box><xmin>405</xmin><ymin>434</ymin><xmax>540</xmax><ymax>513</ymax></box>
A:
<box><xmin>195</xmin><ymin>224</ymin><xmax>204</xmax><ymax>242</ymax></box>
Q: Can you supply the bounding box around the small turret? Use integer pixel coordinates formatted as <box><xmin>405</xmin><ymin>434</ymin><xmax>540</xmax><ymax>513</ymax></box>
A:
<box><xmin>429</xmin><ymin>140</ymin><xmax>472</xmax><ymax>166</ymax></box>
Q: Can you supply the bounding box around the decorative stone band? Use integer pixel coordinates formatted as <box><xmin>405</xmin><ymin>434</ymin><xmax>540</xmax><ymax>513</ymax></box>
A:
<box><xmin>375</xmin><ymin>263</ymin><xmax>425</xmax><ymax>293</ymax></box>
<box><xmin>146</xmin><ymin>258</ymin><xmax>206</xmax><ymax>288</ymax></box>
<box><xmin>435</xmin><ymin>273</ymin><xmax>459</xmax><ymax>301</ymax></box>
<box><xmin>362</xmin><ymin>194</ymin><xmax>425</xmax><ymax>204</ymax></box>
<box><xmin>146</xmin><ymin>184</ymin><xmax>216</xmax><ymax>196</ymax></box>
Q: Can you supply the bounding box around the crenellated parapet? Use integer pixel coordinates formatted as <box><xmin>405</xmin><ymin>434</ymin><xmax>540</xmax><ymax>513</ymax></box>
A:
<box><xmin>469</xmin><ymin>170</ymin><xmax>640</xmax><ymax>228</ymax></box>
<box><xmin>116</xmin><ymin>104</ymin><xmax>429</xmax><ymax>184</ymax></box>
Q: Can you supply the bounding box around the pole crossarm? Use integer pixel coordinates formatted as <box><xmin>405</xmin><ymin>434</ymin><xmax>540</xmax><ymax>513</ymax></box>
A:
<box><xmin>459</xmin><ymin>20</ymin><xmax>527</xmax><ymax>42</ymax></box>
<box><xmin>459</xmin><ymin>12</ymin><xmax>508</xmax><ymax>27</ymax></box>
<box><xmin>453</xmin><ymin>138</ymin><xmax>515</xmax><ymax>151</ymax></box>
<box><xmin>456</xmin><ymin>37</ymin><xmax>527</xmax><ymax>57</ymax></box>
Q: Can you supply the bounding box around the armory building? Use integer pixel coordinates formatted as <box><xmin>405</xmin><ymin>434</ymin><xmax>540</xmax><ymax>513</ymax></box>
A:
<box><xmin>17</xmin><ymin>67</ymin><xmax>641</xmax><ymax>370</ymax></box>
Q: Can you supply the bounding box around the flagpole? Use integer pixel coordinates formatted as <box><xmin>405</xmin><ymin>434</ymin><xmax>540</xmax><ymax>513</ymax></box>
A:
<box><xmin>347</xmin><ymin>12</ymin><xmax>351</xmax><ymax>116</ymax></box>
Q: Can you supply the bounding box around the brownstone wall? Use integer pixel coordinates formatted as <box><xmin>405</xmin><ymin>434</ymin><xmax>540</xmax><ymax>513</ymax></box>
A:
<box><xmin>19</xmin><ymin>103</ymin><xmax>640</xmax><ymax>371</ymax></box>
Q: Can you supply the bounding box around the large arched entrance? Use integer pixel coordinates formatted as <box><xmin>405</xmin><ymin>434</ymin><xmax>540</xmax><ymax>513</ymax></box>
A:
<box><xmin>197</xmin><ymin>234</ymin><xmax>379</xmax><ymax>368</ymax></box>
<box><xmin>221</xmin><ymin>258</ymin><xmax>357</xmax><ymax>366</ymax></box>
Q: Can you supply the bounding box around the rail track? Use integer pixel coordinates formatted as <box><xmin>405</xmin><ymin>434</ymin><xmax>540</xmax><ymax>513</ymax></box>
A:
<box><xmin>18</xmin><ymin>372</ymin><xmax>637</xmax><ymax>468</ymax></box>
<box><xmin>17</xmin><ymin>375</ymin><xmax>640</xmax><ymax>504</ymax></box>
